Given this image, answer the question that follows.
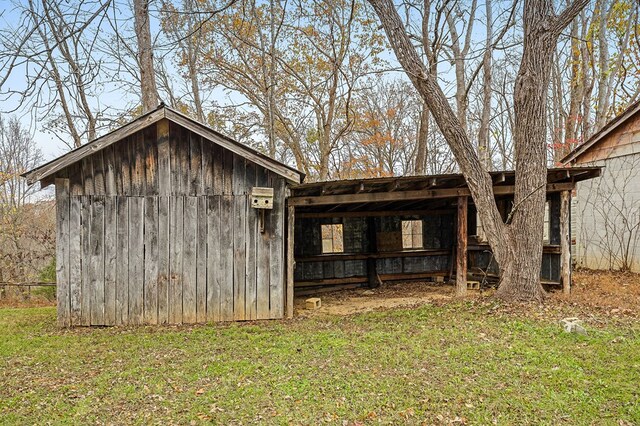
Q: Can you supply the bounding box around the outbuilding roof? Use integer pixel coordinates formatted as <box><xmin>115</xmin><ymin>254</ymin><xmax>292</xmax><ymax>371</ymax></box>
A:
<box><xmin>23</xmin><ymin>103</ymin><xmax>305</xmax><ymax>185</ymax></box>
<box><xmin>561</xmin><ymin>100</ymin><xmax>640</xmax><ymax>164</ymax></box>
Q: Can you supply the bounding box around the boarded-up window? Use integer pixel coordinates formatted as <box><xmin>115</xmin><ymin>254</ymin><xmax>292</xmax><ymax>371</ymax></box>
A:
<box><xmin>321</xmin><ymin>224</ymin><xmax>344</xmax><ymax>253</ymax></box>
<box><xmin>402</xmin><ymin>220</ymin><xmax>423</xmax><ymax>249</ymax></box>
<box><xmin>543</xmin><ymin>201</ymin><xmax>550</xmax><ymax>244</ymax></box>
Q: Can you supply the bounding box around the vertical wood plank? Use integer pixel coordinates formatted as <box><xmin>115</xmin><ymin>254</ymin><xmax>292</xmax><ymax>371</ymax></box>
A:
<box><xmin>157</xmin><ymin>196</ymin><xmax>170</xmax><ymax>324</ymax></box>
<box><xmin>144</xmin><ymin>125</ymin><xmax>158</xmax><ymax>195</ymax></box>
<box><xmin>89</xmin><ymin>196</ymin><xmax>105</xmax><ymax>325</ymax></box>
<box><xmin>157</xmin><ymin>119</ymin><xmax>171</xmax><ymax>196</ymax></box>
<box><xmin>81</xmin><ymin>157</ymin><xmax>93</xmax><ymax>195</ymax></box>
<box><xmin>560</xmin><ymin>190</ymin><xmax>572</xmax><ymax>295</ymax></box>
<box><xmin>80</xmin><ymin>196</ymin><xmax>91</xmax><ymax>325</ymax></box>
<box><xmin>256</xmin><ymin>169</ymin><xmax>271</xmax><ymax>320</ymax></box>
<box><xmin>92</xmin><ymin>151</ymin><xmax>105</xmax><ymax>195</ymax></box>
<box><xmin>144</xmin><ymin>196</ymin><xmax>159</xmax><ymax>324</ymax></box>
<box><xmin>169</xmin><ymin>196</ymin><xmax>184</xmax><ymax>324</ymax></box>
<box><xmin>202</xmin><ymin>136</ymin><xmax>213</xmax><ymax>194</ymax></box>
<box><xmin>120</xmin><ymin>138</ymin><xmax>132</xmax><ymax>195</ymax></box>
<box><xmin>206</xmin><ymin>196</ymin><xmax>221</xmax><ymax>322</ymax></box>
<box><xmin>103</xmin><ymin>146</ymin><xmax>117</xmax><ymax>195</ymax></box>
<box><xmin>55</xmin><ymin>179</ymin><xmax>70</xmax><ymax>327</ymax></box>
<box><xmin>196</xmin><ymin>196</ymin><xmax>207</xmax><ymax>323</ymax></box>
<box><xmin>219</xmin><ymin>195</ymin><xmax>234</xmax><ymax>321</ymax></box>
<box><xmin>169</xmin><ymin>123</ymin><xmax>182</xmax><ymax>195</ymax></box>
<box><xmin>245</xmin><ymin>199</ymin><xmax>257</xmax><ymax>320</ymax></box>
<box><xmin>69</xmin><ymin>163</ymin><xmax>83</xmax><ymax>196</ymax></box>
<box><xmin>269</xmin><ymin>178</ymin><xmax>285</xmax><ymax>318</ymax></box>
<box><xmin>182</xmin><ymin>196</ymin><xmax>198</xmax><ymax>323</ymax></box>
<box><xmin>245</xmin><ymin>162</ymin><xmax>257</xmax><ymax>320</ymax></box>
<box><xmin>212</xmin><ymin>145</ymin><xmax>223</xmax><ymax>195</ymax></box>
<box><xmin>128</xmin><ymin>197</ymin><xmax>144</xmax><ymax>324</ymax></box>
<box><xmin>222</xmin><ymin>149</ymin><xmax>233</xmax><ymax>195</ymax></box>
<box><xmin>103</xmin><ymin>197</ymin><xmax>117</xmax><ymax>325</ymax></box>
<box><xmin>286</xmin><ymin>204</ymin><xmax>295</xmax><ymax>319</ymax></box>
<box><xmin>180</xmin><ymin>127</ymin><xmax>190</xmax><ymax>195</ymax></box>
<box><xmin>233</xmin><ymin>195</ymin><xmax>247</xmax><ymax>320</ymax></box>
<box><xmin>69</xmin><ymin>196</ymin><xmax>82</xmax><ymax>325</ymax></box>
<box><xmin>115</xmin><ymin>196</ymin><xmax>129</xmax><ymax>325</ymax></box>
<box><xmin>456</xmin><ymin>196</ymin><xmax>468</xmax><ymax>297</ymax></box>
<box><xmin>132</xmin><ymin>131</ymin><xmax>145</xmax><ymax>196</ymax></box>
<box><xmin>189</xmin><ymin>131</ymin><xmax>202</xmax><ymax>195</ymax></box>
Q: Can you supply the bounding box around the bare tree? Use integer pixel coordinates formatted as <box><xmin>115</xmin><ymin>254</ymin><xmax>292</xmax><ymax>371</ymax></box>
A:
<box><xmin>0</xmin><ymin>0</ymin><xmax>110</xmax><ymax>148</ymax></box>
<box><xmin>368</xmin><ymin>0</ymin><xmax>588</xmax><ymax>301</ymax></box>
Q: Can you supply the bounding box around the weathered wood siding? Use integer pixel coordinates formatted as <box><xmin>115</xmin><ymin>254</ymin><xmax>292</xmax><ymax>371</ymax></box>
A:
<box><xmin>294</xmin><ymin>213</ymin><xmax>455</xmax><ymax>284</ymax></box>
<box><xmin>295</xmin><ymin>195</ymin><xmax>565</xmax><ymax>286</ymax></box>
<box><xmin>54</xmin><ymin>120</ymin><xmax>287</xmax><ymax>326</ymax></box>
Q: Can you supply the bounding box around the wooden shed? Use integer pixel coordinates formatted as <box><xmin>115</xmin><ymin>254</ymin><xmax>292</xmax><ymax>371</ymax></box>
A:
<box><xmin>24</xmin><ymin>104</ymin><xmax>303</xmax><ymax>326</ymax></box>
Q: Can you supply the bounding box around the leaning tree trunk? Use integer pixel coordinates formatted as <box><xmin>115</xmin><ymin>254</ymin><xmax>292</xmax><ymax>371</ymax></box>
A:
<box><xmin>368</xmin><ymin>0</ymin><xmax>588</xmax><ymax>302</ymax></box>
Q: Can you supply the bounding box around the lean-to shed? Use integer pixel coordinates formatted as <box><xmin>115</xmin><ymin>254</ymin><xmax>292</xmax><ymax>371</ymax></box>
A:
<box><xmin>24</xmin><ymin>104</ymin><xmax>304</xmax><ymax>326</ymax></box>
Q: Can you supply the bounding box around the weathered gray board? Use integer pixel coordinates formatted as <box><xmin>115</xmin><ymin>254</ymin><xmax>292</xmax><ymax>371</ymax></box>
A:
<box><xmin>54</xmin><ymin>121</ymin><xmax>286</xmax><ymax>326</ymax></box>
<box><xmin>294</xmin><ymin>194</ymin><xmax>566</xmax><ymax>287</ymax></box>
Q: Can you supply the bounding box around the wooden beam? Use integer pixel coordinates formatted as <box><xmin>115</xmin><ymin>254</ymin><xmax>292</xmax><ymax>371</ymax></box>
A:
<box><xmin>456</xmin><ymin>196</ymin><xmax>468</xmax><ymax>297</ymax></box>
<box><xmin>296</xmin><ymin>208</ymin><xmax>456</xmax><ymax>219</ymax></box>
<box><xmin>288</xmin><ymin>183</ymin><xmax>575</xmax><ymax>207</ymax></box>
<box><xmin>560</xmin><ymin>190</ymin><xmax>571</xmax><ymax>295</ymax></box>
<box><xmin>286</xmin><ymin>205</ymin><xmax>295</xmax><ymax>318</ymax></box>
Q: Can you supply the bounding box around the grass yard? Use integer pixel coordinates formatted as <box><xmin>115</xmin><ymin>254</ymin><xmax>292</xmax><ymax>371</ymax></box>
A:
<box><xmin>1</xmin><ymin>292</ymin><xmax>639</xmax><ymax>425</ymax></box>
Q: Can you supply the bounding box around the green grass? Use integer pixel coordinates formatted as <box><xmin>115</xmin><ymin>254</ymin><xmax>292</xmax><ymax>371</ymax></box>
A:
<box><xmin>1</xmin><ymin>304</ymin><xmax>639</xmax><ymax>425</ymax></box>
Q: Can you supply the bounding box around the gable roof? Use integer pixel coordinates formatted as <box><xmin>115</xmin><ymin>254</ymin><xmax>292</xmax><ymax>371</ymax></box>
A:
<box><xmin>23</xmin><ymin>104</ymin><xmax>304</xmax><ymax>185</ymax></box>
<box><xmin>561</xmin><ymin>99</ymin><xmax>640</xmax><ymax>164</ymax></box>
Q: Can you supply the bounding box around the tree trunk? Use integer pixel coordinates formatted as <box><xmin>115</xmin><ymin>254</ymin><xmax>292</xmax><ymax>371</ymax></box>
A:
<box><xmin>414</xmin><ymin>104</ymin><xmax>429</xmax><ymax>174</ymax></box>
<box><xmin>133</xmin><ymin>0</ymin><xmax>160</xmax><ymax>113</ymax></box>
<box><xmin>368</xmin><ymin>0</ymin><xmax>587</xmax><ymax>302</ymax></box>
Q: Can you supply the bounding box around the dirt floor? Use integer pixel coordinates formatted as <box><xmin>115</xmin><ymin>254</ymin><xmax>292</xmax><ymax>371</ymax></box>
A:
<box><xmin>294</xmin><ymin>270</ymin><xmax>640</xmax><ymax>320</ymax></box>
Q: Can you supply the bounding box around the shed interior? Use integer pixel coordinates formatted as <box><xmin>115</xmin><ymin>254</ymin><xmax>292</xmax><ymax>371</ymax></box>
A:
<box><xmin>288</xmin><ymin>168</ymin><xmax>601</xmax><ymax>293</ymax></box>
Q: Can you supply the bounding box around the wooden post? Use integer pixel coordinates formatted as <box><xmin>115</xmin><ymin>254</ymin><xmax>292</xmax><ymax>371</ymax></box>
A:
<box><xmin>286</xmin><ymin>205</ymin><xmax>295</xmax><ymax>318</ymax></box>
<box><xmin>560</xmin><ymin>190</ymin><xmax>571</xmax><ymax>295</ymax></box>
<box><xmin>456</xmin><ymin>196</ymin><xmax>468</xmax><ymax>296</ymax></box>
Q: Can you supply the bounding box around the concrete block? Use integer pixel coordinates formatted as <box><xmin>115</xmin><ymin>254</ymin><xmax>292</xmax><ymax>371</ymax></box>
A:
<box><xmin>305</xmin><ymin>298</ymin><xmax>321</xmax><ymax>310</ymax></box>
